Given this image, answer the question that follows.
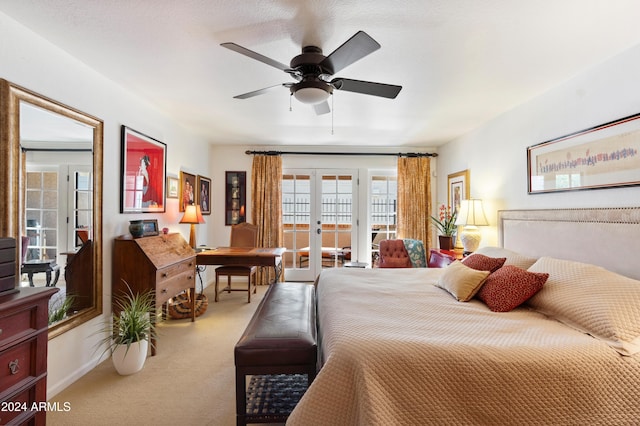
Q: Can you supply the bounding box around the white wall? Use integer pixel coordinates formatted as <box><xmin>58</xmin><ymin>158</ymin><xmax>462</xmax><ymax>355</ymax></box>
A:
<box><xmin>437</xmin><ymin>43</ymin><xmax>640</xmax><ymax>247</ymax></box>
<box><xmin>1</xmin><ymin>12</ymin><xmax>212</xmax><ymax>397</ymax></box>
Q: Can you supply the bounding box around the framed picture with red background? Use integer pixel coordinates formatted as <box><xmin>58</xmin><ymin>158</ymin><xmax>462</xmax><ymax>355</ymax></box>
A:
<box><xmin>120</xmin><ymin>125</ymin><xmax>166</xmax><ymax>213</ymax></box>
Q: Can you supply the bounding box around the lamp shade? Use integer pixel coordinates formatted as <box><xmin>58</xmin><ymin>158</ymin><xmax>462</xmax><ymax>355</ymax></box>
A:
<box><xmin>179</xmin><ymin>205</ymin><xmax>205</xmax><ymax>224</ymax></box>
<box><xmin>292</xmin><ymin>80</ymin><xmax>332</xmax><ymax>104</ymax></box>
<box><xmin>180</xmin><ymin>205</ymin><xmax>205</xmax><ymax>249</ymax></box>
<box><xmin>454</xmin><ymin>199</ymin><xmax>489</xmax><ymax>226</ymax></box>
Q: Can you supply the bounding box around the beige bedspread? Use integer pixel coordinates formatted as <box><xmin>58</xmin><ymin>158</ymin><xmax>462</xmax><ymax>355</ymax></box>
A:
<box><xmin>287</xmin><ymin>268</ymin><xmax>640</xmax><ymax>425</ymax></box>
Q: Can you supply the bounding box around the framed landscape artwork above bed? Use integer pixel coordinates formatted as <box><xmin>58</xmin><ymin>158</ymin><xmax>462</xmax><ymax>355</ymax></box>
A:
<box><xmin>528</xmin><ymin>112</ymin><xmax>640</xmax><ymax>194</ymax></box>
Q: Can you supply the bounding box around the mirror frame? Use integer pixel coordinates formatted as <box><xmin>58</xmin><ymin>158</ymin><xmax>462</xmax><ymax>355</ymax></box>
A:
<box><xmin>0</xmin><ymin>79</ymin><xmax>103</xmax><ymax>339</ymax></box>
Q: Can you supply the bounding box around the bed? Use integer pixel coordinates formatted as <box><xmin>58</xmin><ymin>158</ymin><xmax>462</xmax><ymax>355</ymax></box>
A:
<box><xmin>287</xmin><ymin>207</ymin><xmax>640</xmax><ymax>425</ymax></box>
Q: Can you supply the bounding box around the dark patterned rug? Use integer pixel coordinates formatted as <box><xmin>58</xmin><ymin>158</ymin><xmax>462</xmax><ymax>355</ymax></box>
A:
<box><xmin>246</xmin><ymin>374</ymin><xmax>309</xmax><ymax>416</ymax></box>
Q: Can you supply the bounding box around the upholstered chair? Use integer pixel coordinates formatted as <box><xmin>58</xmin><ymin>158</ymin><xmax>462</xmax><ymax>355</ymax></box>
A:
<box><xmin>215</xmin><ymin>222</ymin><xmax>258</xmax><ymax>302</ymax></box>
<box><xmin>378</xmin><ymin>239</ymin><xmax>412</xmax><ymax>268</ymax></box>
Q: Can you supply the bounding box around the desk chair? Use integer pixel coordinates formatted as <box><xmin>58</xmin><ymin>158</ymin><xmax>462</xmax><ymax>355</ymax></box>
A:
<box><xmin>215</xmin><ymin>222</ymin><xmax>258</xmax><ymax>302</ymax></box>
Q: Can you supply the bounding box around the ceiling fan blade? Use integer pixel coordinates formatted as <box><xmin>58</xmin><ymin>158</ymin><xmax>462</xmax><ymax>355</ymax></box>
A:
<box><xmin>319</xmin><ymin>31</ymin><xmax>380</xmax><ymax>74</ymax></box>
<box><xmin>221</xmin><ymin>42</ymin><xmax>289</xmax><ymax>71</ymax></box>
<box><xmin>332</xmin><ymin>78</ymin><xmax>402</xmax><ymax>99</ymax></box>
<box><xmin>313</xmin><ymin>101</ymin><xmax>331</xmax><ymax>115</ymax></box>
<box><xmin>233</xmin><ymin>84</ymin><xmax>285</xmax><ymax>99</ymax></box>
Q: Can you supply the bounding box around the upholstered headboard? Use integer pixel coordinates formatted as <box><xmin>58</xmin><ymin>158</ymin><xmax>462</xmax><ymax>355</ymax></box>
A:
<box><xmin>498</xmin><ymin>207</ymin><xmax>640</xmax><ymax>280</ymax></box>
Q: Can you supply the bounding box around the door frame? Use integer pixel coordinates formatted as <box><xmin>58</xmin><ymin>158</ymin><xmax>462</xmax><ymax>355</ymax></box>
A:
<box><xmin>283</xmin><ymin>168</ymin><xmax>359</xmax><ymax>281</ymax></box>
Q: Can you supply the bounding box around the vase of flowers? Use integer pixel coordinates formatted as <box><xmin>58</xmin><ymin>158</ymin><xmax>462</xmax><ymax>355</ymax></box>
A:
<box><xmin>430</xmin><ymin>204</ymin><xmax>457</xmax><ymax>250</ymax></box>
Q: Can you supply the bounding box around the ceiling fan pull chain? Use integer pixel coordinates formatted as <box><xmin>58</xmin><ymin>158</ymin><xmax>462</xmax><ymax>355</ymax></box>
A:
<box><xmin>289</xmin><ymin>93</ymin><xmax>293</xmax><ymax>111</ymax></box>
<box><xmin>331</xmin><ymin>95</ymin><xmax>334</xmax><ymax>135</ymax></box>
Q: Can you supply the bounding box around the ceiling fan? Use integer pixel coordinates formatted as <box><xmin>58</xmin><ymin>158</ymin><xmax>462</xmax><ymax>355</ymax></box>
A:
<box><xmin>221</xmin><ymin>31</ymin><xmax>402</xmax><ymax>115</ymax></box>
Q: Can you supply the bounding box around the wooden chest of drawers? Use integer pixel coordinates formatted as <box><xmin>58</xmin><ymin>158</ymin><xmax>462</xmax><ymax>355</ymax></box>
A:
<box><xmin>0</xmin><ymin>286</ymin><xmax>58</xmax><ymax>426</ymax></box>
<box><xmin>0</xmin><ymin>237</ymin><xmax>18</xmax><ymax>294</ymax></box>
<box><xmin>113</xmin><ymin>233</ymin><xmax>196</xmax><ymax>355</ymax></box>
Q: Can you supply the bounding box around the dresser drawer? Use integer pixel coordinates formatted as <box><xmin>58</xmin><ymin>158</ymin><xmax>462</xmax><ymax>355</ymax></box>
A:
<box><xmin>0</xmin><ymin>338</ymin><xmax>37</xmax><ymax>395</ymax></box>
<box><xmin>156</xmin><ymin>259</ymin><xmax>195</xmax><ymax>283</ymax></box>
<box><xmin>0</xmin><ymin>381</ymin><xmax>36</xmax><ymax>425</ymax></box>
<box><xmin>0</xmin><ymin>306</ymin><xmax>37</xmax><ymax>349</ymax></box>
<box><xmin>0</xmin><ymin>378</ymin><xmax>45</xmax><ymax>426</ymax></box>
<box><xmin>156</xmin><ymin>270</ymin><xmax>195</xmax><ymax>306</ymax></box>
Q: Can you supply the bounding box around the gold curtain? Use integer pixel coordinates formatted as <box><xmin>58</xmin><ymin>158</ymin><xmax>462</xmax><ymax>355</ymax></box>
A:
<box><xmin>397</xmin><ymin>156</ymin><xmax>432</xmax><ymax>249</ymax></box>
<box><xmin>251</xmin><ymin>154</ymin><xmax>283</xmax><ymax>284</ymax></box>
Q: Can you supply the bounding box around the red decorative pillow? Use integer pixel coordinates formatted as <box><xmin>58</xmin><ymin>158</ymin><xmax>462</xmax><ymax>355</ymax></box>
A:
<box><xmin>477</xmin><ymin>265</ymin><xmax>549</xmax><ymax>312</ymax></box>
<box><xmin>462</xmin><ymin>254</ymin><xmax>506</xmax><ymax>273</ymax></box>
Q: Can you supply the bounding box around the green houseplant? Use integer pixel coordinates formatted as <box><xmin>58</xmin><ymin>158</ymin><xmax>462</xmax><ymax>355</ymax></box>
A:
<box><xmin>48</xmin><ymin>294</ymin><xmax>75</xmax><ymax>325</ymax></box>
<box><xmin>430</xmin><ymin>204</ymin><xmax>457</xmax><ymax>250</ymax></box>
<box><xmin>97</xmin><ymin>282</ymin><xmax>156</xmax><ymax>375</ymax></box>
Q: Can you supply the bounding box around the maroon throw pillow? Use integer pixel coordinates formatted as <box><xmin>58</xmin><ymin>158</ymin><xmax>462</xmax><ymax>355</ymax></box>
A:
<box><xmin>477</xmin><ymin>265</ymin><xmax>549</xmax><ymax>312</ymax></box>
<box><xmin>462</xmin><ymin>254</ymin><xmax>506</xmax><ymax>273</ymax></box>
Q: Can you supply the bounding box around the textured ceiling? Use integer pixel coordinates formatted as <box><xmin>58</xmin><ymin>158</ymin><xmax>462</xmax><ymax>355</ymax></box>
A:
<box><xmin>3</xmin><ymin>0</ymin><xmax>640</xmax><ymax>147</ymax></box>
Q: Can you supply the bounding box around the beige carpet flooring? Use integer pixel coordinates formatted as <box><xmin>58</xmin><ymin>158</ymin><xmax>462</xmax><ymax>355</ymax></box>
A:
<box><xmin>47</xmin><ymin>282</ymin><xmax>275</xmax><ymax>426</ymax></box>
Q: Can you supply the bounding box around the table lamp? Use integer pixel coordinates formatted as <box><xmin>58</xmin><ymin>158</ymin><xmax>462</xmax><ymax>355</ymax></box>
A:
<box><xmin>454</xmin><ymin>198</ymin><xmax>489</xmax><ymax>254</ymax></box>
<box><xmin>179</xmin><ymin>204</ymin><xmax>205</xmax><ymax>248</ymax></box>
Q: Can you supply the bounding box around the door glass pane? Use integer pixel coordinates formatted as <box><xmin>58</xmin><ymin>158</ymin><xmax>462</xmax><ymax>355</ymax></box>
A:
<box><xmin>321</xmin><ymin>175</ymin><xmax>352</xmax><ymax>268</ymax></box>
<box><xmin>25</xmin><ymin>170</ymin><xmax>58</xmax><ymax>261</ymax></box>
<box><xmin>73</xmin><ymin>170</ymin><xmax>93</xmax><ymax>247</ymax></box>
<box><xmin>370</xmin><ymin>175</ymin><xmax>397</xmax><ymax>266</ymax></box>
<box><xmin>282</xmin><ymin>174</ymin><xmax>311</xmax><ymax>269</ymax></box>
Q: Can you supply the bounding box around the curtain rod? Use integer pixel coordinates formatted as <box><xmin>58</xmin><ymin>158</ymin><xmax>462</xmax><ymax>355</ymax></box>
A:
<box><xmin>245</xmin><ymin>150</ymin><xmax>438</xmax><ymax>157</ymax></box>
<box><xmin>22</xmin><ymin>147</ymin><xmax>93</xmax><ymax>153</ymax></box>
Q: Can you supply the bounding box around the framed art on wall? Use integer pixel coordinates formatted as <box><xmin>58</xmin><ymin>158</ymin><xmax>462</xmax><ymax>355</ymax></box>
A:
<box><xmin>528</xmin><ymin>112</ymin><xmax>640</xmax><ymax>194</ymax></box>
<box><xmin>166</xmin><ymin>176</ymin><xmax>179</xmax><ymax>199</ymax></box>
<box><xmin>225</xmin><ymin>171</ymin><xmax>246</xmax><ymax>225</ymax></box>
<box><xmin>197</xmin><ymin>175</ymin><xmax>211</xmax><ymax>215</ymax></box>
<box><xmin>120</xmin><ymin>126</ymin><xmax>166</xmax><ymax>213</ymax></box>
<box><xmin>447</xmin><ymin>169</ymin><xmax>470</xmax><ymax>214</ymax></box>
<box><xmin>179</xmin><ymin>171</ymin><xmax>196</xmax><ymax>212</ymax></box>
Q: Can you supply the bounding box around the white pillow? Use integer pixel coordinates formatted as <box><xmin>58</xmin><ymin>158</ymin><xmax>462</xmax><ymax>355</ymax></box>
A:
<box><xmin>435</xmin><ymin>260</ymin><xmax>490</xmax><ymax>302</ymax></box>
<box><xmin>475</xmin><ymin>246</ymin><xmax>537</xmax><ymax>270</ymax></box>
<box><xmin>528</xmin><ymin>257</ymin><xmax>640</xmax><ymax>356</ymax></box>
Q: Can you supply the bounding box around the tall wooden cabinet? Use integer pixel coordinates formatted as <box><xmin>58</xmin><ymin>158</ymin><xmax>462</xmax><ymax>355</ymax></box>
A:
<box><xmin>112</xmin><ymin>233</ymin><xmax>196</xmax><ymax>355</ymax></box>
<box><xmin>0</xmin><ymin>284</ymin><xmax>58</xmax><ymax>426</ymax></box>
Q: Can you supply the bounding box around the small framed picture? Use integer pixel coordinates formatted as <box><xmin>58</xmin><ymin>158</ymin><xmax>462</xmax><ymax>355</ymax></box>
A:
<box><xmin>225</xmin><ymin>171</ymin><xmax>246</xmax><ymax>225</ymax></box>
<box><xmin>447</xmin><ymin>169</ymin><xmax>470</xmax><ymax>215</ymax></box>
<box><xmin>166</xmin><ymin>176</ymin><xmax>179</xmax><ymax>199</ymax></box>
<box><xmin>142</xmin><ymin>219</ymin><xmax>159</xmax><ymax>236</ymax></box>
<box><xmin>179</xmin><ymin>171</ymin><xmax>196</xmax><ymax>212</ymax></box>
<box><xmin>196</xmin><ymin>175</ymin><xmax>211</xmax><ymax>215</ymax></box>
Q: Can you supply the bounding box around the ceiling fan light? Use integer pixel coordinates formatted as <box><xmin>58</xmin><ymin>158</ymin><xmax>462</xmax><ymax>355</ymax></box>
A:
<box><xmin>294</xmin><ymin>87</ymin><xmax>331</xmax><ymax>104</ymax></box>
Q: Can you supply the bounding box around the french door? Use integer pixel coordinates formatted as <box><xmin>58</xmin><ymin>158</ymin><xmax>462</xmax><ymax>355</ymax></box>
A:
<box><xmin>282</xmin><ymin>169</ymin><xmax>358</xmax><ymax>281</ymax></box>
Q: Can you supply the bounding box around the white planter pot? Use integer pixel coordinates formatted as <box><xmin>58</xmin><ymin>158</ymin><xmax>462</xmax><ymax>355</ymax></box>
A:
<box><xmin>111</xmin><ymin>339</ymin><xmax>149</xmax><ymax>375</ymax></box>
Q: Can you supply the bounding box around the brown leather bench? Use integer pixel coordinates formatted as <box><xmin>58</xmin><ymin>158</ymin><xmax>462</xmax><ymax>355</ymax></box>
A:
<box><xmin>234</xmin><ymin>282</ymin><xmax>317</xmax><ymax>426</ymax></box>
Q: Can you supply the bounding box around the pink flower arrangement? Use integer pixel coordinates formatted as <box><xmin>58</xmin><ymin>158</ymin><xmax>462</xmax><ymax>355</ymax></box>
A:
<box><xmin>430</xmin><ymin>204</ymin><xmax>457</xmax><ymax>236</ymax></box>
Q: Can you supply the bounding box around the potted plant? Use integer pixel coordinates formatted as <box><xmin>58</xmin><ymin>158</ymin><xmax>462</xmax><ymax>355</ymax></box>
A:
<box><xmin>97</xmin><ymin>283</ymin><xmax>156</xmax><ymax>375</ymax></box>
<box><xmin>430</xmin><ymin>204</ymin><xmax>457</xmax><ymax>250</ymax></box>
<box><xmin>48</xmin><ymin>294</ymin><xmax>75</xmax><ymax>325</ymax></box>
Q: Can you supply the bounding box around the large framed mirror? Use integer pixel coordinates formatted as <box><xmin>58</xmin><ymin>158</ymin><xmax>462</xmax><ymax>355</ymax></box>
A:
<box><xmin>0</xmin><ymin>79</ymin><xmax>103</xmax><ymax>339</ymax></box>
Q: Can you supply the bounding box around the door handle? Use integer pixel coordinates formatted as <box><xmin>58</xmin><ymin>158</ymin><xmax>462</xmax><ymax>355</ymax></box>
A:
<box><xmin>316</xmin><ymin>228</ymin><xmax>321</xmax><ymax>235</ymax></box>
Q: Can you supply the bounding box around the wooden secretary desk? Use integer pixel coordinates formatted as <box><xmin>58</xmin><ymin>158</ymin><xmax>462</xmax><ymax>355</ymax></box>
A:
<box><xmin>112</xmin><ymin>233</ymin><xmax>196</xmax><ymax>356</ymax></box>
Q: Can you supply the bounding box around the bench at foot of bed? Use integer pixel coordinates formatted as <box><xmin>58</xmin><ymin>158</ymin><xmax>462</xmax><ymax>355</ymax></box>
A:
<box><xmin>234</xmin><ymin>282</ymin><xmax>317</xmax><ymax>426</ymax></box>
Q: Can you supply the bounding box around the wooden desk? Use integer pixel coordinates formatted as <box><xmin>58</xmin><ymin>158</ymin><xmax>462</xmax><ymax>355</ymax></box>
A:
<box><xmin>196</xmin><ymin>247</ymin><xmax>286</xmax><ymax>282</ymax></box>
<box><xmin>113</xmin><ymin>234</ymin><xmax>196</xmax><ymax>356</ymax></box>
